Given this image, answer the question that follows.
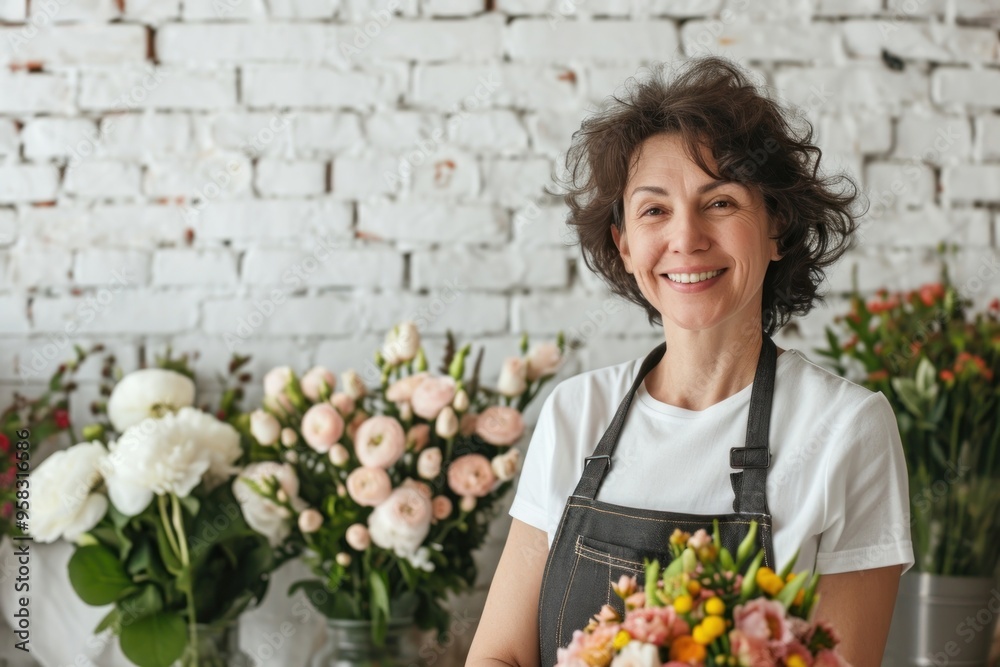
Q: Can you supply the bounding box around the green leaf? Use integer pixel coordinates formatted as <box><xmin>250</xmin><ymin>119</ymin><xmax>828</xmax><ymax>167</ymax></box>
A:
<box><xmin>775</xmin><ymin>570</ymin><xmax>810</xmax><ymax>609</ymax></box>
<box><xmin>118</xmin><ymin>612</ymin><xmax>186</xmax><ymax>667</ymax></box>
<box><xmin>93</xmin><ymin>608</ymin><xmax>121</xmax><ymax>634</ymax></box>
<box><xmin>117</xmin><ymin>584</ymin><xmax>164</xmax><ymax>625</ymax></box>
<box><xmin>891</xmin><ymin>378</ymin><xmax>925</xmax><ymax>417</ymax></box>
<box><xmin>777</xmin><ymin>547</ymin><xmax>801</xmax><ymax>580</ymax></box>
<box><xmin>288</xmin><ymin>581</ymin><xmax>356</xmax><ymax>619</ymax></box>
<box><xmin>68</xmin><ymin>545</ymin><xmax>135</xmax><ymax>606</ymax></box>
<box><xmin>718</xmin><ymin>547</ymin><xmax>735</xmax><ymax>572</ymax></box>
<box><xmin>735</xmin><ymin>520</ymin><xmax>759</xmax><ymax>570</ymax></box>
<box><xmin>739</xmin><ymin>550</ymin><xmax>766</xmax><ymax>603</ymax></box>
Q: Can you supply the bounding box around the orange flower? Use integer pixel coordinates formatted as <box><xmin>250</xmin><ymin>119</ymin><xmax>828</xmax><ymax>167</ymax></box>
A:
<box><xmin>669</xmin><ymin>636</ymin><xmax>707</xmax><ymax>664</ymax></box>
<box><xmin>868</xmin><ymin>370</ymin><xmax>889</xmax><ymax>382</ymax></box>
<box><xmin>919</xmin><ymin>283</ymin><xmax>945</xmax><ymax>307</ymax></box>
<box><xmin>939</xmin><ymin>369</ymin><xmax>955</xmax><ymax>383</ymax></box>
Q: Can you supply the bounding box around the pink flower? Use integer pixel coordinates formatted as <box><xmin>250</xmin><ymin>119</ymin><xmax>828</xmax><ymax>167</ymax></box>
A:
<box><xmin>401</xmin><ymin>478</ymin><xmax>432</xmax><ymax>499</ymax></box>
<box><xmin>328</xmin><ymin>443</ymin><xmax>350</xmax><ymax>466</ymax></box>
<box><xmin>417</xmin><ymin>448</ymin><xmax>442</xmax><ymax>479</ymax></box>
<box><xmin>431</xmin><ymin>495</ymin><xmax>452</xmax><ymax>521</ymax></box>
<box><xmin>347</xmin><ymin>411</ymin><xmax>368</xmax><ymax>440</ymax></box>
<box><xmin>329</xmin><ymin>392</ymin><xmax>355</xmax><ymax>416</ymax></box>
<box><xmin>813</xmin><ymin>650</ymin><xmax>851</xmax><ymax>667</ymax></box>
<box><xmin>621</xmin><ymin>607</ymin><xmax>689</xmax><ymax>645</ymax></box>
<box><xmin>776</xmin><ymin>640</ymin><xmax>814</xmax><ymax>666</ymax></box>
<box><xmin>411</xmin><ymin>375</ymin><xmax>457</xmax><ymax>420</ymax></box>
<box><xmin>406</xmin><ymin>424</ymin><xmax>430</xmax><ymax>452</ymax></box>
<box><xmin>734</xmin><ymin>597</ymin><xmax>792</xmax><ymax>642</ymax></box>
<box><xmin>729</xmin><ymin>630</ymin><xmax>773</xmax><ymax>667</ymax></box>
<box><xmin>497</xmin><ymin>357</ymin><xmax>528</xmax><ymax>397</ymax></box>
<box><xmin>526</xmin><ymin>341</ymin><xmax>562</xmax><ymax>381</ymax></box>
<box><xmin>345</xmin><ymin>523</ymin><xmax>370</xmax><ymax>550</ymax></box>
<box><xmin>353</xmin><ymin>416</ymin><xmax>405</xmax><ymax>468</ymax></box>
<box><xmin>263</xmin><ymin>366</ymin><xmax>295</xmax><ymax>412</ymax></box>
<box><xmin>301</xmin><ymin>403</ymin><xmax>345</xmax><ymax>453</ymax></box>
<box><xmin>345</xmin><ymin>467</ymin><xmax>392</xmax><ymax>507</ymax></box>
<box><xmin>687</xmin><ymin>528</ymin><xmax>711</xmax><ymax>550</ymax></box>
<box><xmin>385</xmin><ymin>372</ymin><xmax>428</xmax><ymax>403</ymax></box>
<box><xmin>459</xmin><ymin>412</ymin><xmax>478</xmax><ymax>436</ymax></box>
<box><xmin>474</xmin><ymin>406</ymin><xmax>525</xmax><ymax>446</ymax></box>
<box><xmin>301</xmin><ymin>366</ymin><xmax>336</xmax><ymax>402</ymax></box>
<box><xmin>447</xmin><ymin>453</ymin><xmax>497</xmax><ymax>498</ymax></box>
<box><xmin>490</xmin><ymin>448</ymin><xmax>521</xmax><ymax>482</ymax></box>
<box><xmin>297</xmin><ymin>508</ymin><xmax>323</xmax><ymax>533</ymax></box>
<box><xmin>624</xmin><ymin>592</ymin><xmax>646</xmax><ymax>609</ymax></box>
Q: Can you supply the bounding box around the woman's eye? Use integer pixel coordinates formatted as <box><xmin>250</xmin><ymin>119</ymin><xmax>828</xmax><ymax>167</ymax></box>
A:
<box><xmin>709</xmin><ymin>199</ymin><xmax>733</xmax><ymax>209</ymax></box>
<box><xmin>641</xmin><ymin>207</ymin><xmax>666</xmax><ymax>217</ymax></box>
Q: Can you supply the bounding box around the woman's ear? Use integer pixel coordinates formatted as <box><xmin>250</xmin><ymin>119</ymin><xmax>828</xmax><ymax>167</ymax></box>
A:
<box><xmin>610</xmin><ymin>222</ymin><xmax>633</xmax><ymax>274</ymax></box>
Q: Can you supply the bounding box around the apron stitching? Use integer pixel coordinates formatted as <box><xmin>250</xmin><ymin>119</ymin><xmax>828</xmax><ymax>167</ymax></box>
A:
<box><xmin>555</xmin><ymin>536</ymin><xmax>585</xmax><ymax>649</ymax></box>
<box><xmin>567</xmin><ymin>504</ymin><xmax>764</xmax><ymax>528</ymax></box>
<box><xmin>575</xmin><ymin>545</ymin><xmax>645</xmax><ymax>570</ymax></box>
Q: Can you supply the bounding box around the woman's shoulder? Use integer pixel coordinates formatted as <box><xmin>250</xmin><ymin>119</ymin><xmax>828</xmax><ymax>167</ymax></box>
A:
<box><xmin>544</xmin><ymin>355</ymin><xmax>645</xmax><ymax>417</ymax></box>
<box><xmin>778</xmin><ymin>347</ymin><xmax>889</xmax><ymax>417</ymax></box>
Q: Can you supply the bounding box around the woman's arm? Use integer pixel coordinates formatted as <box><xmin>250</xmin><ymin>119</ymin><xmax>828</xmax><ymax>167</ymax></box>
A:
<box><xmin>812</xmin><ymin>564</ymin><xmax>903</xmax><ymax>667</ymax></box>
<box><xmin>466</xmin><ymin>518</ymin><xmax>549</xmax><ymax>667</ymax></box>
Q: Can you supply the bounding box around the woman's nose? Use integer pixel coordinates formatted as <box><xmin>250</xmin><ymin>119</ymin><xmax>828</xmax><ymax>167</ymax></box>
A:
<box><xmin>668</xmin><ymin>206</ymin><xmax>711</xmax><ymax>254</ymax></box>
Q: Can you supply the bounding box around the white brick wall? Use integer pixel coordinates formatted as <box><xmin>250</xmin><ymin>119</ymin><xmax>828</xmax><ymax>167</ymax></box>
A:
<box><xmin>2</xmin><ymin>3</ymin><xmax>1000</xmax><ymax>666</ymax></box>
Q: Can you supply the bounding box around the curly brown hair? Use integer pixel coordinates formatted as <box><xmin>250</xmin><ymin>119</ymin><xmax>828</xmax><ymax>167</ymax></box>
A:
<box><xmin>557</xmin><ymin>56</ymin><xmax>864</xmax><ymax>336</ymax></box>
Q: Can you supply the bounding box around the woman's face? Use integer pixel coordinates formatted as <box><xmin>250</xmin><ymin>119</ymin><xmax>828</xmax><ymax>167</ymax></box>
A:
<box><xmin>611</xmin><ymin>133</ymin><xmax>781</xmax><ymax>333</ymax></box>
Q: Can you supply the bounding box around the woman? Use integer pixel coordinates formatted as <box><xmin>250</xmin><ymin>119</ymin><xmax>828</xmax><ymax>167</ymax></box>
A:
<box><xmin>467</xmin><ymin>56</ymin><xmax>914</xmax><ymax>667</ymax></box>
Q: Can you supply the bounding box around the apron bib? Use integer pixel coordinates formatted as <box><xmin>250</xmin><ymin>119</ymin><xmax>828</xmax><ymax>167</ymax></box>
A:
<box><xmin>537</xmin><ymin>334</ymin><xmax>778</xmax><ymax>666</ymax></box>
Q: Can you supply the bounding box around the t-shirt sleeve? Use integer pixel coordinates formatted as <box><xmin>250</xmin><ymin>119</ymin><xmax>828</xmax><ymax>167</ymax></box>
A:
<box><xmin>509</xmin><ymin>389</ymin><xmax>559</xmax><ymax>535</ymax></box>
<box><xmin>816</xmin><ymin>391</ymin><xmax>915</xmax><ymax>575</ymax></box>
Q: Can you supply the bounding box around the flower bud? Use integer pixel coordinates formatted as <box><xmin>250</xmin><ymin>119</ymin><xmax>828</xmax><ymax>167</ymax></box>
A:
<box><xmin>435</xmin><ymin>406</ymin><xmax>459</xmax><ymax>439</ymax></box>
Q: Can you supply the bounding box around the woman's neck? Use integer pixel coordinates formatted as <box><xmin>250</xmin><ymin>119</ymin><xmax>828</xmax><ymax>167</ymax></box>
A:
<box><xmin>643</xmin><ymin>324</ymin><xmax>784</xmax><ymax>411</ymax></box>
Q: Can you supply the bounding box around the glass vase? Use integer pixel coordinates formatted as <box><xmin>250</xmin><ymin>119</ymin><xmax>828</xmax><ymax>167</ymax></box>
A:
<box><xmin>310</xmin><ymin>617</ymin><xmax>419</xmax><ymax>667</ymax></box>
<box><xmin>176</xmin><ymin>621</ymin><xmax>252</xmax><ymax>667</ymax></box>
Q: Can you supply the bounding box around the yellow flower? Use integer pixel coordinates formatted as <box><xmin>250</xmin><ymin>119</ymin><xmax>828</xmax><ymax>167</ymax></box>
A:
<box><xmin>704</xmin><ymin>597</ymin><xmax>725</xmax><ymax>615</ymax></box>
<box><xmin>686</xmin><ymin>580</ymin><xmax>702</xmax><ymax>596</ymax></box>
<box><xmin>692</xmin><ymin>624</ymin><xmax>714</xmax><ymax>645</ymax></box>
<box><xmin>613</xmin><ymin>630</ymin><xmax>631</xmax><ymax>651</ymax></box>
<box><xmin>714</xmin><ymin>656</ymin><xmax>727</xmax><ymax>665</ymax></box>
<box><xmin>787</xmin><ymin>656</ymin><xmax>807</xmax><ymax>667</ymax></box>
<box><xmin>673</xmin><ymin>595</ymin><xmax>693</xmax><ymax>613</ymax></box>
<box><xmin>755</xmin><ymin>567</ymin><xmax>784</xmax><ymax>596</ymax></box>
<box><xmin>702</xmin><ymin>616</ymin><xmax>726</xmax><ymax>639</ymax></box>
<box><xmin>670</xmin><ymin>528</ymin><xmax>691</xmax><ymax>546</ymax></box>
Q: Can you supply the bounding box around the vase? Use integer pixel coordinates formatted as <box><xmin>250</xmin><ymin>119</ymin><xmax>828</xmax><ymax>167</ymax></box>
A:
<box><xmin>310</xmin><ymin>617</ymin><xmax>420</xmax><ymax>667</ymax></box>
<box><xmin>884</xmin><ymin>571</ymin><xmax>999</xmax><ymax>666</ymax></box>
<box><xmin>176</xmin><ymin>621</ymin><xmax>252</xmax><ymax>667</ymax></box>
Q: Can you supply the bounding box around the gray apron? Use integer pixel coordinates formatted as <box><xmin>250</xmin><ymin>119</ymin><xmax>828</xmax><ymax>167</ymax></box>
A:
<box><xmin>537</xmin><ymin>335</ymin><xmax>778</xmax><ymax>666</ymax></box>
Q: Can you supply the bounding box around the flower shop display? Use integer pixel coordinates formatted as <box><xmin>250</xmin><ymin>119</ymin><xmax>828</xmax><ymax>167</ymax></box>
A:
<box><xmin>817</xmin><ymin>266</ymin><xmax>1000</xmax><ymax>664</ymax></box>
<box><xmin>238</xmin><ymin>321</ymin><xmax>565</xmax><ymax>656</ymax></box>
<box><xmin>554</xmin><ymin>520</ymin><xmax>852</xmax><ymax>667</ymax></box>
<box><xmin>30</xmin><ymin>349</ymin><xmax>285</xmax><ymax>667</ymax></box>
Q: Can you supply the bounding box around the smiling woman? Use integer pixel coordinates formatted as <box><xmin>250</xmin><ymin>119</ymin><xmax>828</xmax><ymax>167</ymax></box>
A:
<box><xmin>466</xmin><ymin>56</ymin><xmax>914</xmax><ymax>667</ymax></box>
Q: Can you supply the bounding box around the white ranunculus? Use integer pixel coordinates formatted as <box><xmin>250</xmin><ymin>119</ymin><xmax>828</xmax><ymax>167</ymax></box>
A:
<box><xmin>382</xmin><ymin>321</ymin><xmax>421</xmax><ymax>365</ymax></box>
<box><xmin>367</xmin><ymin>486</ymin><xmax>432</xmax><ymax>558</ymax></box>
<box><xmin>233</xmin><ymin>462</ymin><xmax>306</xmax><ymax>547</ymax></box>
<box><xmin>250</xmin><ymin>409</ymin><xmax>281</xmax><ymax>446</ymax></box>
<box><xmin>32</xmin><ymin>442</ymin><xmax>109</xmax><ymax>543</ymax></box>
<box><xmin>106</xmin><ymin>368</ymin><xmax>196</xmax><ymax>433</ymax></box>
<box><xmin>103</xmin><ymin>411</ymin><xmax>213</xmax><ymax>516</ymax></box>
<box><xmin>175</xmin><ymin>407</ymin><xmax>243</xmax><ymax>490</ymax></box>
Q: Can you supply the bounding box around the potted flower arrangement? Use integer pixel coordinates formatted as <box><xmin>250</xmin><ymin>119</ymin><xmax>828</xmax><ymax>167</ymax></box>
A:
<box><xmin>237</xmin><ymin>321</ymin><xmax>564</xmax><ymax>662</ymax></box>
<box><xmin>30</xmin><ymin>349</ymin><xmax>286</xmax><ymax>667</ymax></box>
<box><xmin>555</xmin><ymin>521</ymin><xmax>853</xmax><ymax>667</ymax></box>
<box><xmin>817</xmin><ymin>266</ymin><xmax>1000</xmax><ymax>665</ymax></box>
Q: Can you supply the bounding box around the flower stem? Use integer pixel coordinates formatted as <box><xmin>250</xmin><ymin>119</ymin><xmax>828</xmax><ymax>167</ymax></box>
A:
<box><xmin>158</xmin><ymin>495</ymin><xmax>181</xmax><ymax>561</ymax></box>
<box><xmin>171</xmin><ymin>493</ymin><xmax>197</xmax><ymax>667</ymax></box>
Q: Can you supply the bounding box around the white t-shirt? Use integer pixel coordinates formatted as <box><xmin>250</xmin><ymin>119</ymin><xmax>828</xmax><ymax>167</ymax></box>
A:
<box><xmin>509</xmin><ymin>347</ymin><xmax>915</xmax><ymax>576</ymax></box>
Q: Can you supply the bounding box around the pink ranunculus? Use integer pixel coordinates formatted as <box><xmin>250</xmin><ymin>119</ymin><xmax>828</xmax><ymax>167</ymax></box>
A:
<box><xmin>263</xmin><ymin>366</ymin><xmax>295</xmax><ymax>411</ymax></box>
<box><xmin>620</xmin><ymin>606</ymin><xmax>689</xmax><ymax>645</ymax></box>
<box><xmin>813</xmin><ymin>650</ymin><xmax>850</xmax><ymax>667</ymax></box>
<box><xmin>297</xmin><ymin>508</ymin><xmax>323</xmax><ymax>533</ymax></box>
<box><xmin>367</xmin><ymin>485</ymin><xmax>433</xmax><ymax>556</ymax></box>
<box><xmin>687</xmin><ymin>528</ymin><xmax>711</xmax><ymax>550</ymax></box>
<box><xmin>300</xmin><ymin>366</ymin><xmax>336</xmax><ymax>402</ymax></box>
<box><xmin>406</xmin><ymin>424</ymin><xmax>430</xmax><ymax>452</ymax></box>
<box><xmin>431</xmin><ymin>495</ymin><xmax>452</xmax><ymax>521</ymax></box>
<box><xmin>341</xmin><ymin>370</ymin><xmax>367</xmax><ymax>400</ymax></box>
<box><xmin>328</xmin><ymin>443</ymin><xmax>350</xmax><ymax>466</ymax></box>
<box><xmin>249</xmin><ymin>409</ymin><xmax>281</xmax><ymax>446</ymax></box>
<box><xmin>526</xmin><ymin>341</ymin><xmax>562</xmax><ymax>381</ymax></box>
<box><xmin>329</xmin><ymin>392</ymin><xmax>356</xmax><ymax>416</ymax></box>
<box><xmin>459</xmin><ymin>412</ymin><xmax>477</xmax><ymax>436</ymax></box>
<box><xmin>385</xmin><ymin>372</ymin><xmax>428</xmax><ymax>403</ymax></box>
<box><xmin>497</xmin><ymin>356</ymin><xmax>527</xmax><ymax>397</ymax></box>
<box><xmin>345</xmin><ymin>523</ymin><xmax>370</xmax><ymax>550</ymax></box>
<box><xmin>490</xmin><ymin>448</ymin><xmax>520</xmax><ymax>482</ymax></box>
<box><xmin>624</xmin><ymin>592</ymin><xmax>646</xmax><ymax>609</ymax></box>
<box><xmin>347</xmin><ymin>410</ymin><xmax>368</xmax><ymax>440</ymax></box>
<box><xmin>474</xmin><ymin>406</ymin><xmax>525</xmax><ymax>446</ymax></box>
<box><xmin>410</xmin><ymin>375</ymin><xmax>457</xmax><ymax>420</ymax></box>
<box><xmin>301</xmin><ymin>403</ymin><xmax>345</xmax><ymax>453</ymax></box>
<box><xmin>447</xmin><ymin>453</ymin><xmax>496</xmax><ymax>498</ymax></box>
<box><xmin>729</xmin><ymin>630</ymin><xmax>773</xmax><ymax>667</ymax></box>
<box><xmin>734</xmin><ymin>597</ymin><xmax>792</xmax><ymax>642</ymax></box>
<box><xmin>353</xmin><ymin>415</ymin><xmax>405</xmax><ymax>468</ymax></box>
<box><xmin>345</xmin><ymin>467</ymin><xmax>392</xmax><ymax>507</ymax></box>
<box><xmin>417</xmin><ymin>447</ymin><xmax>442</xmax><ymax>479</ymax></box>
<box><xmin>402</xmin><ymin>478</ymin><xmax>432</xmax><ymax>499</ymax></box>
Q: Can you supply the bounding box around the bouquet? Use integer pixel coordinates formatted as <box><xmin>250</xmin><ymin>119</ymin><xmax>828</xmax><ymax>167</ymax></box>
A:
<box><xmin>556</xmin><ymin>521</ymin><xmax>851</xmax><ymax>667</ymax></box>
<box><xmin>238</xmin><ymin>321</ymin><xmax>564</xmax><ymax>642</ymax></box>
<box><xmin>30</xmin><ymin>349</ymin><xmax>281</xmax><ymax>667</ymax></box>
<box><xmin>817</xmin><ymin>265</ymin><xmax>1000</xmax><ymax>577</ymax></box>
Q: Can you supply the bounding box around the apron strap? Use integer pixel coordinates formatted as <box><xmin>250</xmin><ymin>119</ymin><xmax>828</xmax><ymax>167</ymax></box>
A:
<box><xmin>730</xmin><ymin>334</ymin><xmax>776</xmax><ymax>515</ymax></box>
<box><xmin>570</xmin><ymin>341</ymin><xmax>666</xmax><ymax>501</ymax></box>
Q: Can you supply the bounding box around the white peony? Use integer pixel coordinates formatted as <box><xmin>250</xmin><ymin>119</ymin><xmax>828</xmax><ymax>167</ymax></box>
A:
<box><xmin>367</xmin><ymin>486</ymin><xmax>432</xmax><ymax>558</ymax></box>
<box><xmin>32</xmin><ymin>442</ymin><xmax>109</xmax><ymax>543</ymax></box>
<box><xmin>103</xmin><ymin>407</ymin><xmax>240</xmax><ymax>516</ymax></box>
<box><xmin>610</xmin><ymin>641</ymin><xmax>660</xmax><ymax>667</ymax></box>
<box><xmin>106</xmin><ymin>368</ymin><xmax>196</xmax><ymax>432</ymax></box>
<box><xmin>233</xmin><ymin>462</ymin><xmax>306</xmax><ymax>547</ymax></box>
